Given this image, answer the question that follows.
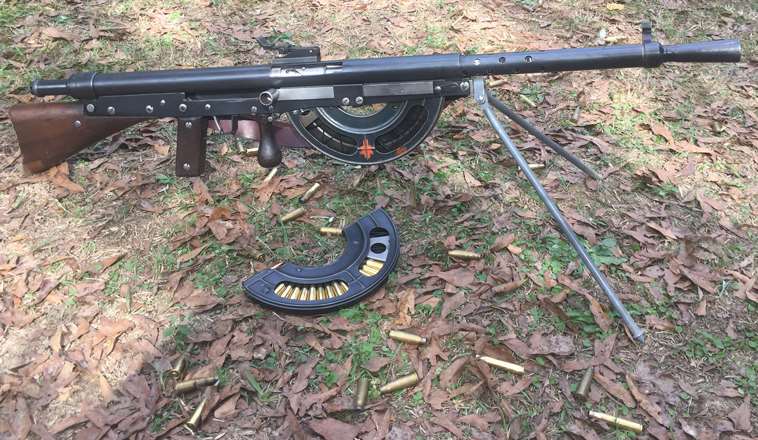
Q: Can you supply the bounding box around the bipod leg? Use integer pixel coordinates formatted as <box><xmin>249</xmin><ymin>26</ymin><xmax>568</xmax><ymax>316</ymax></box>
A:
<box><xmin>486</xmin><ymin>91</ymin><xmax>601</xmax><ymax>180</ymax></box>
<box><xmin>472</xmin><ymin>79</ymin><xmax>644</xmax><ymax>343</ymax></box>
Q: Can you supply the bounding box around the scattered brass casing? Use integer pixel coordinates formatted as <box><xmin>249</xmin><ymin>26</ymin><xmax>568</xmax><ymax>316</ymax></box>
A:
<box><xmin>262</xmin><ymin>167</ymin><xmax>278</xmax><ymax>184</ymax></box>
<box><xmin>355</xmin><ymin>378</ymin><xmax>369</xmax><ymax>409</ymax></box>
<box><xmin>299</xmin><ymin>183</ymin><xmax>321</xmax><ymax>203</ymax></box>
<box><xmin>319</xmin><ymin>227</ymin><xmax>343</xmax><ymax>236</ymax></box>
<box><xmin>389</xmin><ymin>330</ymin><xmax>427</xmax><ymax>345</ymax></box>
<box><xmin>475</xmin><ymin>355</ymin><xmax>525</xmax><ymax>375</ymax></box>
<box><xmin>281</xmin><ymin>207</ymin><xmax>306</xmax><ymax>223</ymax></box>
<box><xmin>379</xmin><ymin>373</ymin><xmax>419</xmax><ymax>394</ymax></box>
<box><xmin>576</xmin><ymin>367</ymin><xmax>593</xmax><ymax>400</ymax></box>
<box><xmin>448</xmin><ymin>250</ymin><xmax>482</xmax><ymax>260</ymax></box>
<box><xmin>166</xmin><ymin>354</ymin><xmax>187</xmax><ymax>379</ymax></box>
<box><xmin>185</xmin><ymin>397</ymin><xmax>207</xmax><ymax>430</ymax></box>
<box><xmin>588</xmin><ymin>411</ymin><xmax>643</xmax><ymax>433</ymax></box>
<box><xmin>174</xmin><ymin>377</ymin><xmax>218</xmax><ymax>395</ymax></box>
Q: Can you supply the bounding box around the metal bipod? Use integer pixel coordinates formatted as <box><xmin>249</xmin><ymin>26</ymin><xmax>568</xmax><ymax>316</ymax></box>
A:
<box><xmin>472</xmin><ymin>78</ymin><xmax>644</xmax><ymax>343</ymax></box>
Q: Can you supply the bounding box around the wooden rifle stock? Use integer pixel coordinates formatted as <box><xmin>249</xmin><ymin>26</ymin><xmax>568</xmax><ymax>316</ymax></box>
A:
<box><xmin>8</xmin><ymin>102</ymin><xmax>147</xmax><ymax>173</ymax></box>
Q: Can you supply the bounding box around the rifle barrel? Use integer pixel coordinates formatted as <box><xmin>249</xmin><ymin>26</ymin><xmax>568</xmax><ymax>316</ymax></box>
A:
<box><xmin>30</xmin><ymin>39</ymin><xmax>740</xmax><ymax>99</ymax></box>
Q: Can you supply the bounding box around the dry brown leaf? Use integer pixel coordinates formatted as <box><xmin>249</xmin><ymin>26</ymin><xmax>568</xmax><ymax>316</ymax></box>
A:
<box><xmin>565</xmin><ymin>421</ymin><xmax>601</xmax><ymax>440</ymax></box>
<box><xmin>648</xmin><ymin>122</ymin><xmax>674</xmax><ymax>143</ymax></box>
<box><xmin>421</xmin><ymin>336</ymin><xmax>447</xmax><ymax>367</ymax></box>
<box><xmin>291</xmin><ymin>358</ymin><xmax>319</xmax><ymax>393</ymax></box>
<box><xmin>309</xmin><ymin>418</ymin><xmax>361</xmax><ymax>440</ymax></box>
<box><xmin>593</xmin><ymin>372</ymin><xmax>636</xmax><ymax>407</ymax></box>
<box><xmin>646</xmin><ymin>316</ymin><xmax>675</xmax><ymax>331</ymax></box>
<box><xmin>394</xmin><ymin>288</ymin><xmax>415</xmax><ymax>327</ymax></box>
<box><xmin>431</xmin><ymin>416</ymin><xmax>464</xmax><ymax>438</ymax></box>
<box><xmin>41</xmin><ymin>27</ymin><xmax>78</xmax><ymax>42</ymax></box>
<box><xmin>440</xmin><ymin>292</ymin><xmax>466</xmax><ymax>318</ymax></box>
<box><xmin>214</xmin><ymin>393</ymin><xmax>239</xmax><ymax>418</ymax></box>
<box><xmin>528</xmin><ymin>332</ymin><xmax>575</xmax><ymax>356</ymax></box>
<box><xmin>429</xmin><ymin>267</ymin><xmax>475</xmax><ymax>287</ymax></box>
<box><xmin>286</xmin><ymin>409</ymin><xmax>307</xmax><ymax>440</ymax></box>
<box><xmin>365</xmin><ymin>357</ymin><xmax>391</xmax><ymax>373</ymax></box>
<box><xmin>439</xmin><ymin>357</ymin><xmax>468</xmax><ymax>389</ymax></box>
<box><xmin>192</xmin><ymin>177</ymin><xmax>213</xmax><ymax>204</ymax></box>
<box><xmin>184</xmin><ymin>291</ymin><xmax>220</xmax><ymax>310</ymax></box>
<box><xmin>581</xmin><ymin>293</ymin><xmax>611</xmax><ymax>331</ymax></box>
<box><xmin>497</xmin><ymin>375</ymin><xmax>532</xmax><ymax>396</ymax></box>
<box><xmin>458</xmin><ymin>412</ymin><xmax>500</xmax><ymax>431</ymax></box>
<box><xmin>728</xmin><ymin>396</ymin><xmax>752</xmax><ymax>433</ymax></box>
<box><xmin>177</xmin><ymin>244</ymin><xmax>210</xmax><ymax>264</ymax></box>
<box><xmin>627</xmin><ymin>374</ymin><xmax>669</xmax><ymax>427</ymax></box>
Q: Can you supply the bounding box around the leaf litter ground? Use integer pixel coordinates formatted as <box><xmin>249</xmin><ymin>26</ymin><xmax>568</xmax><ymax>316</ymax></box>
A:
<box><xmin>0</xmin><ymin>0</ymin><xmax>756</xmax><ymax>439</ymax></box>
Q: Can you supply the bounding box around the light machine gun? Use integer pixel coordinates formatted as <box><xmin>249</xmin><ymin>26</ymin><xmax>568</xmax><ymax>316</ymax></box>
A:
<box><xmin>9</xmin><ymin>23</ymin><xmax>741</xmax><ymax>342</ymax></box>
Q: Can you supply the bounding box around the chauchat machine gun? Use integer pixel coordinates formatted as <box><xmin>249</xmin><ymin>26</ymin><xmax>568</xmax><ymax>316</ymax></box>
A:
<box><xmin>9</xmin><ymin>22</ymin><xmax>741</xmax><ymax>341</ymax></box>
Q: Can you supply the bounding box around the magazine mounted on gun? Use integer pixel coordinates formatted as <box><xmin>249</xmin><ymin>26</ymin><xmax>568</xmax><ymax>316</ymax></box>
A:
<box><xmin>10</xmin><ymin>22</ymin><xmax>741</xmax><ymax>341</ymax></box>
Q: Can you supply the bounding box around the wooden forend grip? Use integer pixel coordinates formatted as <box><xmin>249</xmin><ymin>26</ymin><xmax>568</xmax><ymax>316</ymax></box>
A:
<box><xmin>9</xmin><ymin>102</ymin><xmax>147</xmax><ymax>174</ymax></box>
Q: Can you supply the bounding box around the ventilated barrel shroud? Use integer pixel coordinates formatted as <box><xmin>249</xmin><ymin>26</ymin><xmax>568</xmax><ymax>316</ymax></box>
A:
<box><xmin>242</xmin><ymin>209</ymin><xmax>399</xmax><ymax>313</ymax></box>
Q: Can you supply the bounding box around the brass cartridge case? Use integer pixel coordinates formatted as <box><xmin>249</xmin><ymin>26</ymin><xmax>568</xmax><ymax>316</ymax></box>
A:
<box><xmin>326</xmin><ymin>284</ymin><xmax>337</xmax><ymax>298</ymax></box>
<box><xmin>389</xmin><ymin>330</ymin><xmax>427</xmax><ymax>345</ymax></box>
<box><xmin>174</xmin><ymin>376</ymin><xmax>218</xmax><ymax>395</ymax></box>
<box><xmin>576</xmin><ymin>367</ymin><xmax>593</xmax><ymax>400</ymax></box>
<box><xmin>298</xmin><ymin>287</ymin><xmax>309</xmax><ymax>301</ymax></box>
<box><xmin>185</xmin><ymin>397</ymin><xmax>207</xmax><ymax>430</ymax></box>
<box><xmin>291</xmin><ymin>287</ymin><xmax>302</xmax><ymax>300</ymax></box>
<box><xmin>262</xmin><ymin>167</ymin><xmax>278</xmax><ymax>184</ymax></box>
<box><xmin>274</xmin><ymin>284</ymin><xmax>285</xmax><ymax>295</ymax></box>
<box><xmin>355</xmin><ymin>378</ymin><xmax>369</xmax><ymax>409</ymax></box>
<box><xmin>319</xmin><ymin>227</ymin><xmax>343</xmax><ymax>236</ymax></box>
<box><xmin>280</xmin><ymin>207</ymin><xmax>306</xmax><ymax>223</ymax></box>
<box><xmin>308</xmin><ymin>286</ymin><xmax>318</xmax><ymax>301</ymax></box>
<box><xmin>166</xmin><ymin>354</ymin><xmax>187</xmax><ymax>379</ymax></box>
<box><xmin>379</xmin><ymin>373</ymin><xmax>419</xmax><ymax>394</ymax></box>
<box><xmin>364</xmin><ymin>259</ymin><xmax>384</xmax><ymax>269</ymax></box>
<box><xmin>281</xmin><ymin>284</ymin><xmax>294</xmax><ymax>299</ymax></box>
<box><xmin>299</xmin><ymin>183</ymin><xmax>321</xmax><ymax>203</ymax></box>
<box><xmin>448</xmin><ymin>250</ymin><xmax>482</xmax><ymax>260</ymax></box>
<box><xmin>317</xmin><ymin>286</ymin><xmax>326</xmax><ymax>300</ymax></box>
<box><xmin>475</xmin><ymin>355</ymin><xmax>525</xmax><ymax>375</ymax></box>
<box><xmin>588</xmin><ymin>411</ymin><xmax>643</xmax><ymax>433</ymax></box>
<box><xmin>339</xmin><ymin>281</ymin><xmax>349</xmax><ymax>293</ymax></box>
<box><xmin>334</xmin><ymin>282</ymin><xmax>346</xmax><ymax>295</ymax></box>
<box><xmin>360</xmin><ymin>266</ymin><xmax>379</xmax><ymax>277</ymax></box>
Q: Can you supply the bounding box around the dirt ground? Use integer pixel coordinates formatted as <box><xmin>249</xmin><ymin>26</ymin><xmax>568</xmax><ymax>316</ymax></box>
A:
<box><xmin>0</xmin><ymin>0</ymin><xmax>756</xmax><ymax>439</ymax></box>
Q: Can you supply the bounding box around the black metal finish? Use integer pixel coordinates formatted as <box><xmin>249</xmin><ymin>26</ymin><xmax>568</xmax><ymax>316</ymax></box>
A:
<box><xmin>242</xmin><ymin>209</ymin><xmax>399</xmax><ymax>314</ymax></box>
<box><xmin>486</xmin><ymin>92</ymin><xmax>601</xmax><ymax>180</ymax></box>
<box><xmin>256</xmin><ymin>119</ymin><xmax>282</xmax><ymax>168</ymax></box>
<box><xmin>474</xmin><ymin>79</ymin><xmax>644</xmax><ymax>342</ymax></box>
<box><xmin>287</xmin><ymin>97</ymin><xmax>444</xmax><ymax>165</ymax></box>
<box><xmin>30</xmin><ymin>30</ymin><xmax>740</xmax><ymax>99</ymax></box>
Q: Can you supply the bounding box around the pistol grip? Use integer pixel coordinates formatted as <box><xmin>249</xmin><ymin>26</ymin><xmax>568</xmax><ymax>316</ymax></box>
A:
<box><xmin>176</xmin><ymin>117</ymin><xmax>208</xmax><ymax>177</ymax></box>
<box><xmin>257</xmin><ymin>120</ymin><xmax>282</xmax><ymax>168</ymax></box>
